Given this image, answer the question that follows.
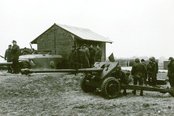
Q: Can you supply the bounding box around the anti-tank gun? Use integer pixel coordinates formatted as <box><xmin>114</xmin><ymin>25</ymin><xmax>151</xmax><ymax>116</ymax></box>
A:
<box><xmin>21</xmin><ymin>62</ymin><xmax>174</xmax><ymax>99</ymax></box>
<box><xmin>81</xmin><ymin>62</ymin><xmax>174</xmax><ymax>98</ymax></box>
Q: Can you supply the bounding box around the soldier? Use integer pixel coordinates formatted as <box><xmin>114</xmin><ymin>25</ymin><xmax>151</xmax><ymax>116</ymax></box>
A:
<box><xmin>113</xmin><ymin>65</ymin><xmax>130</xmax><ymax>95</ymax></box>
<box><xmin>4</xmin><ymin>45</ymin><xmax>12</xmax><ymax>73</ymax></box>
<box><xmin>147</xmin><ymin>57</ymin><xmax>157</xmax><ymax>86</ymax></box>
<box><xmin>152</xmin><ymin>57</ymin><xmax>158</xmax><ymax>84</ymax></box>
<box><xmin>69</xmin><ymin>46</ymin><xmax>75</xmax><ymax>68</ymax></box>
<box><xmin>167</xmin><ymin>57</ymin><xmax>174</xmax><ymax>87</ymax></box>
<box><xmin>131</xmin><ymin>58</ymin><xmax>146</xmax><ymax>96</ymax></box>
<box><xmin>11</xmin><ymin>40</ymin><xmax>20</xmax><ymax>74</ymax></box>
<box><xmin>83</xmin><ymin>44</ymin><xmax>90</xmax><ymax>61</ymax></box>
<box><xmin>95</xmin><ymin>45</ymin><xmax>102</xmax><ymax>62</ymax></box>
<box><xmin>79</xmin><ymin>45</ymin><xmax>90</xmax><ymax>68</ymax></box>
<box><xmin>141</xmin><ymin>59</ymin><xmax>147</xmax><ymax>85</ymax></box>
<box><xmin>69</xmin><ymin>46</ymin><xmax>80</xmax><ymax>69</ymax></box>
<box><xmin>89</xmin><ymin>45</ymin><xmax>96</xmax><ymax>67</ymax></box>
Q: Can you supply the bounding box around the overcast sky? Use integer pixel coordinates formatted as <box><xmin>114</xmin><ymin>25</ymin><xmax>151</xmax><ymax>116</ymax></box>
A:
<box><xmin>0</xmin><ymin>0</ymin><xmax>174</xmax><ymax>59</ymax></box>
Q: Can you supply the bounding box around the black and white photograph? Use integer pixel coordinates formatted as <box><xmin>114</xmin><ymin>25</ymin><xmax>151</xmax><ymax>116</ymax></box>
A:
<box><xmin>0</xmin><ymin>0</ymin><xmax>174</xmax><ymax>115</ymax></box>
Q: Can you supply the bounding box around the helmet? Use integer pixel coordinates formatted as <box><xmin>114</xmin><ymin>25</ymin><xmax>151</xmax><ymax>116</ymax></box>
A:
<box><xmin>141</xmin><ymin>59</ymin><xmax>145</xmax><ymax>62</ymax></box>
<box><xmin>169</xmin><ymin>57</ymin><xmax>174</xmax><ymax>61</ymax></box>
<box><xmin>135</xmin><ymin>58</ymin><xmax>140</xmax><ymax>63</ymax></box>
<box><xmin>149</xmin><ymin>57</ymin><xmax>155</xmax><ymax>62</ymax></box>
<box><xmin>151</xmin><ymin>57</ymin><xmax>155</xmax><ymax>62</ymax></box>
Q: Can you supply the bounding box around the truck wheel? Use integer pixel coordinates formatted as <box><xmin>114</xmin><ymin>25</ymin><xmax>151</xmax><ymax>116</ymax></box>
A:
<box><xmin>101</xmin><ymin>77</ymin><xmax>120</xmax><ymax>99</ymax></box>
<box><xmin>21</xmin><ymin>61</ymin><xmax>30</xmax><ymax>68</ymax></box>
<box><xmin>80</xmin><ymin>76</ymin><xmax>94</xmax><ymax>93</ymax></box>
<box><xmin>169</xmin><ymin>87</ymin><xmax>174</xmax><ymax>97</ymax></box>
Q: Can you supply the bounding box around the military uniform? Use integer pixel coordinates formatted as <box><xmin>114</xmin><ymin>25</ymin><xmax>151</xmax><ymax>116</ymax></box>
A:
<box><xmin>69</xmin><ymin>47</ymin><xmax>81</xmax><ymax>69</ymax></box>
<box><xmin>112</xmin><ymin>66</ymin><xmax>129</xmax><ymax>95</ymax></box>
<box><xmin>11</xmin><ymin>42</ymin><xmax>20</xmax><ymax>73</ymax></box>
<box><xmin>131</xmin><ymin>59</ymin><xmax>146</xmax><ymax>96</ymax></box>
<box><xmin>79</xmin><ymin>47</ymin><xmax>90</xmax><ymax>68</ymax></box>
<box><xmin>141</xmin><ymin>59</ymin><xmax>147</xmax><ymax>85</ymax></box>
<box><xmin>89</xmin><ymin>45</ymin><xmax>96</xmax><ymax>67</ymax></box>
<box><xmin>95</xmin><ymin>46</ymin><xmax>102</xmax><ymax>62</ymax></box>
<box><xmin>167</xmin><ymin>58</ymin><xmax>174</xmax><ymax>87</ymax></box>
<box><xmin>5</xmin><ymin>46</ymin><xmax>12</xmax><ymax>73</ymax></box>
<box><xmin>5</xmin><ymin>48</ymin><xmax>12</xmax><ymax>62</ymax></box>
<box><xmin>152</xmin><ymin>57</ymin><xmax>158</xmax><ymax>85</ymax></box>
<box><xmin>147</xmin><ymin>59</ymin><xmax>157</xmax><ymax>86</ymax></box>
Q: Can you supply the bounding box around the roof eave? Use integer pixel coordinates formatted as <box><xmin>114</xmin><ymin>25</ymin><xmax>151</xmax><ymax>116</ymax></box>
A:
<box><xmin>30</xmin><ymin>23</ymin><xmax>113</xmax><ymax>44</ymax></box>
<box><xmin>30</xmin><ymin>23</ymin><xmax>57</xmax><ymax>44</ymax></box>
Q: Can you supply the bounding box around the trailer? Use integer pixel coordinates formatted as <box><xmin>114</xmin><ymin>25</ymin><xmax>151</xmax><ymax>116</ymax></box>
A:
<box><xmin>21</xmin><ymin>62</ymin><xmax>174</xmax><ymax>99</ymax></box>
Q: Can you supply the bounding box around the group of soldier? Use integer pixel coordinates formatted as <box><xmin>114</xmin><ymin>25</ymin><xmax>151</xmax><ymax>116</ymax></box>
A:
<box><xmin>130</xmin><ymin>57</ymin><xmax>158</xmax><ymax>96</ymax></box>
<box><xmin>118</xmin><ymin>56</ymin><xmax>174</xmax><ymax>96</ymax></box>
<box><xmin>69</xmin><ymin>44</ymin><xmax>102</xmax><ymax>69</ymax></box>
<box><xmin>3</xmin><ymin>41</ymin><xmax>174</xmax><ymax>96</ymax></box>
<box><xmin>4</xmin><ymin>40</ymin><xmax>20</xmax><ymax>74</ymax></box>
<box><xmin>114</xmin><ymin>57</ymin><xmax>159</xmax><ymax>96</ymax></box>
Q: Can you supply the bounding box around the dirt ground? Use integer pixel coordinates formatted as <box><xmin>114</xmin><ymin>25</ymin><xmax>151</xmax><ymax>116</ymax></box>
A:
<box><xmin>0</xmin><ymin>71</ymin><xmax>174</xmax><ymax>116</ymax></box>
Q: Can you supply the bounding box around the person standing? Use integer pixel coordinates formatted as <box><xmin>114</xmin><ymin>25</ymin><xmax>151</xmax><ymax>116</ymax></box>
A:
<box><xmin>147</xmin><ymin>57</ymin><xmax>157</xmax><ymax>86</ymax></box>
<box><xmin>69</xmin><ymin>46</ymin><xmax>80</xmax><ymax>69</ymax></box>
<box><xmin>95</xmin><ymin>45</ymin><xmax>102</xmax><ymax>62</ymax></box>
<box><xmin>167</xmin><ymin>57</ymin><xmax>174</xmax><ymax>88</ymax></box>
<box><xmin>131</xmin><ymin>58</ymin><xmax>146</xmax><ymax>96</ymax></box>
<box><xmin>141</xmin><ymin>59</ymin><xmax>147</xmax><ymax>85</ymax></box>
<box><xmin>89</xmin><ymin>45</ymin><xmax>96</xmax><ymax>67</ymax></box>
<box><xmin>151</xmin><ymin>57</ymin><xmax>158</xmax><ymax>85</ymax></box>
<box><xmin>83</xmin><ymin>44</ymin><xmax>90</xmax><ymax>62</ymax></box>
<box><xmin>79</xmin><ymin>45</ymin><xmax>90</xmax><ymax>68</ymax></box>
<box><xmin>11</xmin><ymin>40</ymin><xmax>20</xmax><ymax>74</ymax></box>
<box><xmin>4</xmin><ymin>45</ymin><xmax>12</xmax><ymax>73</ymax></box>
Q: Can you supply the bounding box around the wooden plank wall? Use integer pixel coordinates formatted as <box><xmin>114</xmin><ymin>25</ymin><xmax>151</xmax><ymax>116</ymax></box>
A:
<box><xmin>36</xmin><ymin>25</ymin><xmax>106</xmax><ymax>62</ymax></box>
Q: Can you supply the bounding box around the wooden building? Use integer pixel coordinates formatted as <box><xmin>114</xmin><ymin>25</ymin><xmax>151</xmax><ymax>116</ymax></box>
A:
<box><xmin>31</xmin><ymin>23</ymin><xmax>112</xmax><ymax>64</ymax></box>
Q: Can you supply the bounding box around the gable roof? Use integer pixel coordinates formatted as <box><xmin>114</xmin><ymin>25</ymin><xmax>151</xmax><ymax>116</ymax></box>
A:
<box><xmin>31</xmin><ymin>23</ymin><xmax>112</xmax><ymax>44</ymax></box>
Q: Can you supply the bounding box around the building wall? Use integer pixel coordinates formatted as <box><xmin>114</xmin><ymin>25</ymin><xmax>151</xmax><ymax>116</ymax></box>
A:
<box><xmin>54</xmin><ymin>26</ymin><xmax>74</xmax><ymax>60</ymax></box>
<box><xmin>37</xmin><ymin>25</ymin><xmax>74</xmax><ymax>60</ymax></box>
<box><xmin>36</xmin><ymin>25</ymin><xmax>106</xmax><ymax>62</ymax></box>
<box><xmin>37</xmin><ymin>26</ymin><xmax>55</xmax><ymax>53</ymax></box>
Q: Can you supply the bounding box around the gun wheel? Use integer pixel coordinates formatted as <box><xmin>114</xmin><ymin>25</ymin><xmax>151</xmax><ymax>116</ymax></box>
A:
<box><xmin>101</xmin><ymin>77</ymin><xmax>120</xmax><ymax>99</ymax></box>
<box><xmin>20</xmin><ymin>61</ymin><xmax>31</xmax><ymax>70</ymax></box>
<box><xmin>80</xmin><ymin>76</ymin><xmax>94</xmax><ymax>93</ymax></box>
<box><xmin>169</xmin><ymin>87</ymin><xmax>174</xmax><ymax>97</ymax></box>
